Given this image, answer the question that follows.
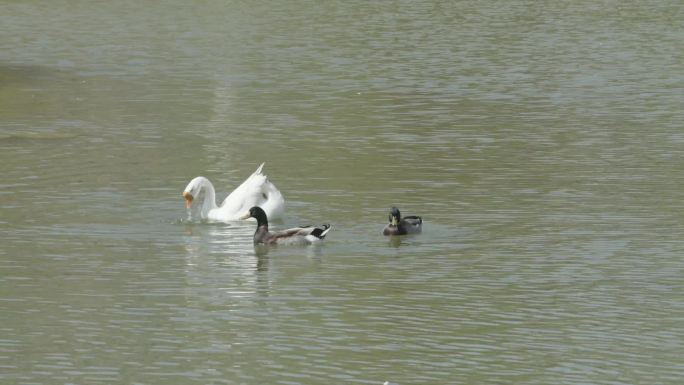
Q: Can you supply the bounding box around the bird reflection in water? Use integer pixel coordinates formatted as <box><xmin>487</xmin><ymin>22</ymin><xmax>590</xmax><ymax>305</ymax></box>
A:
<box><xmin>181</xmin><ymin>222</ymin><xmax>271</xmax><ymax>304</ymax></box>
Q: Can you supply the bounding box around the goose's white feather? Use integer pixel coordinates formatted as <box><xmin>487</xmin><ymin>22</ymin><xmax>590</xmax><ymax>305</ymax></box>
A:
<box><xmin>183</xmin><ymin>163</ymin><xmax>284</xmax><ymax>222</ymax></box>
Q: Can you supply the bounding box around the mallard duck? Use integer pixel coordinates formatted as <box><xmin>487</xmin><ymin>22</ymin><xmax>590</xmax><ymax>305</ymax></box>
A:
<box><xmin>182</xmin><ymin>163</ymin><xmax>284</xmax><ymax>222</ymax></box>
<box><xmin>241</xmin><ymin>206</ymin><xmax>331</xmax><ymax>245</ymax></box>
<box><xmin>382</xmin><ymin>206</ymin><xmax>422</xmax><ymax>235</ymax></box>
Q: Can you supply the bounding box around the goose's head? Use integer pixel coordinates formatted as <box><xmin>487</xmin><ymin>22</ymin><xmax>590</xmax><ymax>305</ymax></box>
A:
<box><xmin>182</xmin><ymin>176</ymin><xmax>208</xmax><ymax>209</ymax></box>
<box><xmin>388</xmin><ymin>206</ymin><xmax>401</xmax><ymax>226</ymax></box>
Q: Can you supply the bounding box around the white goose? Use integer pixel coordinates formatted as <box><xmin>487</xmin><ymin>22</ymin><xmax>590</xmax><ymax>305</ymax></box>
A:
<box><xmin>182</xmin><ymin>163</ymin><xmax>285</xmax><ymax>222</ymax></box>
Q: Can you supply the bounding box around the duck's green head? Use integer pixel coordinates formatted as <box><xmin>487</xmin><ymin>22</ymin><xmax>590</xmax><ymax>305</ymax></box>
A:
<box><xmin>389</xmin><ymin>206</ymin><xmax>401</xmax><ymax>226</ymax></box>
<box><xmin>241</xmin><ymin>206</ymin><xmax>269</xmax><ymax>225</ymax></box>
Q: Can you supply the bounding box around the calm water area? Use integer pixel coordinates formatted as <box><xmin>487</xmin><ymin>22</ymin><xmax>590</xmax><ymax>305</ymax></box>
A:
<box><xmin>2</xmin><ymin>1</ymin><xmax>683</xmax><ymax>384</ymax></box>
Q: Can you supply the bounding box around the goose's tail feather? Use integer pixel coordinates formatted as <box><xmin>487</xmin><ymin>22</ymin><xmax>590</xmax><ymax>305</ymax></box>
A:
<box><xmin>254</xmin><ymin>162</ymin><xmax>265</xmax><ymax>175</ymax></box>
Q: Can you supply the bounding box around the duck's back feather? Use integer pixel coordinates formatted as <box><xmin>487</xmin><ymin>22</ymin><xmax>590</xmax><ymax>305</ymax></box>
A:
<box><xmin>402</xmin><ymin>216</ymin><xmax>422</xmax><ymax>233</ymax></box>
<box><xmin>256</xmin><ymin>224</ymin><xmax>330</xmax><ymax>245</ymax></box>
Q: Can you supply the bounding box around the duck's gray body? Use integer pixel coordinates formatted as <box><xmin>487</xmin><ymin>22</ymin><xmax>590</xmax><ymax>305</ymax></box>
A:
<box><xmin>253</xmin><ymin>223</ymin><xmax>331</xmax><ymax>245</ymax></box>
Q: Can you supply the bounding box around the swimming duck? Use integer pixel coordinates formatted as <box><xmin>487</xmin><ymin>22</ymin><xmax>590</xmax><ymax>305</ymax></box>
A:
<box><xmin>182</xmin><ymin>163</ymin><xmax>284</xmax><ymax>222</ymax></box>
<box><xmin>241</xmin><ymin>206</ymin><xmax>331</xmax><ymax>245</ymax></box>
<box><xmin>382</xmin><ymin>206</ymin><xmax>422</xmax><ymax>235</ymax></box>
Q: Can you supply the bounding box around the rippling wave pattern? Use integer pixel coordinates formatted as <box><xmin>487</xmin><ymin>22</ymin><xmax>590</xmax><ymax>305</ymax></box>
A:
<box><xmin>2</xmin><ymin>0</ymin><xmax>683</xmax><ymax>384</ymax></box>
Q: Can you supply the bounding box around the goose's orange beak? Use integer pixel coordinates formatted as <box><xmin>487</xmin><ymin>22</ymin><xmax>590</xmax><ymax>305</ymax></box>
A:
<box><xmin>182</xmin><ymin>191</ymin><xmax>194</xmax><ymax>209</ymax></box>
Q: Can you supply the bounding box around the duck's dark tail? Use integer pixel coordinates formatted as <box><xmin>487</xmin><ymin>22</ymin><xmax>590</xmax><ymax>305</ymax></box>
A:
<box><xmin>310</xmin><ymin>224</ymin><xmax>332</xmax><ymax>239</ymax></box>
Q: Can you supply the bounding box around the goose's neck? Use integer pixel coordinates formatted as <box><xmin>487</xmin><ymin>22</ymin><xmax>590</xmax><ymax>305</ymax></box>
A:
<box><xmin>199</xmin><ymin>178</ymin><xmax>219</xmax><ymax>216</ymax></box>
